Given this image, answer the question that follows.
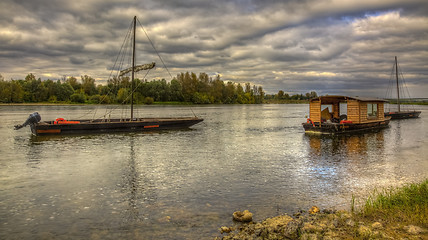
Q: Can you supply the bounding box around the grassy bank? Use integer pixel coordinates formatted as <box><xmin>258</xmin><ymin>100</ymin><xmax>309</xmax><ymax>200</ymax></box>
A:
<box><xmin>358</xmin><ymin>179</ymin><xmax>428</xmax><ymax>227</ymax></box>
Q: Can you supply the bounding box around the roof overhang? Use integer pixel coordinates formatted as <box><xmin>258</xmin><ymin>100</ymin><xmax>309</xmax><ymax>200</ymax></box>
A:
<box><xmin>310</xmin><ymin>95</ymin><xmax>387</xmax><ymax>104</ymax></box>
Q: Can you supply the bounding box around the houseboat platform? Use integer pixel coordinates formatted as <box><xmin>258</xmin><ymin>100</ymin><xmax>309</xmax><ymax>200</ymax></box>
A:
<box><xmin>303</xmin><ymin>95</ymin><xmax>391</xmax><ymax>134</ymax></box>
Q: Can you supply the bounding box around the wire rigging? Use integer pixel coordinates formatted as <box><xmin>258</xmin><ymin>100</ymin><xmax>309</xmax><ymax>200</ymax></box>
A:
<box><xmin>136</xmin><ymin>18</ymin><xmax>173</xmax><ymax>79</ymax></box>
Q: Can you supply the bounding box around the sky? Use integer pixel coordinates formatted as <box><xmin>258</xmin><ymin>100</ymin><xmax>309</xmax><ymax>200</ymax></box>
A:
<box><xmin>0</xmin><ymin>0</ymin><xmax>427</xmax><ymax>97</ymax></box>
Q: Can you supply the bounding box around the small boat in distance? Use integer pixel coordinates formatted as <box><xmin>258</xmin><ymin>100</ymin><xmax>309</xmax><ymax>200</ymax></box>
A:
<box><xmin>384</xmin><ymin>56</ymin><xmax>421</xmax><ymax>119</ymax></box>
<box><xmin>14</xmin><ymin>16</ymin><xmax>203</xmax><ymax>136</ymax></box>
<box><xmin>303</xmin><ymin>95</ymin><xmax>391</xmax><ymax>134</ymax></box>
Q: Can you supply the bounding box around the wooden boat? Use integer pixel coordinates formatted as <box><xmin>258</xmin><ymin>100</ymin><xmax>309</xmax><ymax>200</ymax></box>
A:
<box><xmin>303</xmin><ymin>95</ymin><xmax>391</xmax><ymax>134</ymax></box>
<box><xmin>384</xmin><ymin>56</ymin><xmax>421</xmax><ymax>119</ymax></box>
<box><xmin>14</xmin><ymin>16</ymin><xmax>203</xmax><ymax>136</ymax></box>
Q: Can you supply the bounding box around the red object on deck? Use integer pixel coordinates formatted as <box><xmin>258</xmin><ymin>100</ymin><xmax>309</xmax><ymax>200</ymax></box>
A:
<box><xmin>54</xmin><ymin>118</ymin><xmax>80</xmax><ymax>124</ymax></box>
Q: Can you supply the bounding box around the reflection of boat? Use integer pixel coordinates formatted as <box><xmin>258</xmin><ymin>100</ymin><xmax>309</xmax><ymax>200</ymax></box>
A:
<box><xmin>303</xmin><ymin>95</ymin><xmax>390</xmax><ymax>134</ymax></box>
<box><xmin>14</xmin><ymin>16</ymin><xmax>203</xmax><ymax>136</ymax></box>
<box><xmin>384</xmin><ymin>56</ymin><xmax>421</xmax><ymax>119</ymax></box>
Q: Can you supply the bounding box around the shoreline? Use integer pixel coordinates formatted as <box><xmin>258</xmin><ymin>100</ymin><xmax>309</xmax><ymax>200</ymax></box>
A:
<box><xmin>216</xmin><ymin>207</ymin><xmax>427</xmax><ymax>239</ymax></box>
<box><xmin>216</xmin><ymin>179</ymin><xmax>428</xmax><ymax>239</ymax></box>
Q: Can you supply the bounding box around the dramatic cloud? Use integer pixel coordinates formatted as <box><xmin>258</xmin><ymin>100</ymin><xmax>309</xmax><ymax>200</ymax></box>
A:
<box><xmin>0</xmin><ymin>0</ymin><xmax>427</xmax><ymax>97</ymax></box>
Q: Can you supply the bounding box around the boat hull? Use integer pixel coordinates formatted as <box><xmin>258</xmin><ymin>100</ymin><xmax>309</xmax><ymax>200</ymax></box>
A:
<box><xmin>30</xmin><ymin>117</ymin><xmax>203</xmax><ymax>136</ymax></box>
<box><xmin>384</xmin><ymin>111</ymin><xmax>421</xmax><ymax>119</ymax></box>
<box><xmin>302</xmin><ymin>119</ymin><xmax>390</xmax><ymax>135</ymax></box>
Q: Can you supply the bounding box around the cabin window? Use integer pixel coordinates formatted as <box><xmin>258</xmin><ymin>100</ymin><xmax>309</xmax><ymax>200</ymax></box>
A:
<box><xmin>367</xmin><ymin>103</ymin><xmax>378</xmax><ymax>119</ymax></box>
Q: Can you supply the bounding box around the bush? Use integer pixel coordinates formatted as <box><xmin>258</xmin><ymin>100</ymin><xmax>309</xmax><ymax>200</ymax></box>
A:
<box><xmin>70</xmin><ymin>93</ymin><xmax>86</xmax><ymax>103</ymax></box>
<box><xmin>48</xmin><ymin>96</ymin><xmax>57</xmax><ymax>103</ymax></box>
<box><xmin>144</xmin><ymin>97</ymin><xmax>154</xmax><ymax>105</ymax></box>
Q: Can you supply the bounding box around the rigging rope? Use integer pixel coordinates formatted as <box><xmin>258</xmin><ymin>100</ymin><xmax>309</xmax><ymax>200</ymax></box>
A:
<box><xmin>397</xmin><ymin>63</ymin><xmax>416</xmax><ymax>111</ymax></box>
<box><xmin>136</xmin><ymin>18</ymin><xmax>173</xmax><ymax>79</ymax></box>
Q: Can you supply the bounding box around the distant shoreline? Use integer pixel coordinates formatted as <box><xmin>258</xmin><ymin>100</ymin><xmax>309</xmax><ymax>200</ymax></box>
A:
<box><xmin>1</xmin><ymin>100</ymin><xmax>427</xmax><ymax>106</ymax></box>
<box><xmin>0</xmin><ymin>101</ymin><xmax>309</xmax><ymax>106</ymax></box>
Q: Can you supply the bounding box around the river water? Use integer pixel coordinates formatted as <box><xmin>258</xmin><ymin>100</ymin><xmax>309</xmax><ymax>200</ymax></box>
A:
<box><xmin>1</xmin><ymin>104</ymin><xmax>427</xmax><ymax>239</ymax></box>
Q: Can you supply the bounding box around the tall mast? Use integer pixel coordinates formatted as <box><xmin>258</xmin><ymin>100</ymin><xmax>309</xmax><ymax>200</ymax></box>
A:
<box><xmin>395</xmin><ymin>56</ymin><xmax>400</xmax><ymax>112</ymax></box>
<box><xmin>131</xmin><ymin>16</ymin><xmax>136</xmax><ymax>120</ymax></box>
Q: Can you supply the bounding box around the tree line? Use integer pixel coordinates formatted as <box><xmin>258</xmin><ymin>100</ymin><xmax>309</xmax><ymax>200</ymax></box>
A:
<box><xmin>0</xmin><ymin>73</ymin><xmax>317</xmax><ymax>104</ymax></box>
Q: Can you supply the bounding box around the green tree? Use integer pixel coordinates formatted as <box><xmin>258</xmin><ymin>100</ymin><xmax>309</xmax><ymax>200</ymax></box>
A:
<box><xmin>0</xmin><ymin>79</ymin><xmax>24</xmax><ymax>103</ymax></box>
<box><xmin>22</xmin><ymin>74</ymin><xmax>48</xmax><ymax>102</ymax></box>
<box><xmin>81</xmin><ymin>75</ymin><xmax>97</xmax><ymax>96</ymax></box>
<box><xmin>170</xmin><ymin>79</ymin><xmax>183</xmax><ymax>101</ymax></box>
<box><xmin>56</xmin><ymin>82</ymin><xmax>74</xmax><ymax>101</ymax></box>
<box><xmin>277</xmin><ymin>90</ymin><xmax>285</xmax><ymax>99</ymax></box>
<box><xmin>70</xmin><ymin>91</ymin><xmax>86</xmax><ymax>103</ymax></box>
<box><xmin>117</xmin><ymin>88</ymin><xmax>130</xmax><ymax>104</ymax></box>
<box><xmin>66</xmin><ymin>76</ymin><xmax>80</xmax><ymax>91</ymax></box>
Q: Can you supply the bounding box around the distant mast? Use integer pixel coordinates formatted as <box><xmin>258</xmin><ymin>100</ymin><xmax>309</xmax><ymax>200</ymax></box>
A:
<box><xmin>131</xmin><ymin>16</ymin><xmax>136</xmax><ymax>120</ymax></box>
<box><xmin>395</xmin><ymin>56</ymin><xmax>400</xmax><ymax>112</ymax></box>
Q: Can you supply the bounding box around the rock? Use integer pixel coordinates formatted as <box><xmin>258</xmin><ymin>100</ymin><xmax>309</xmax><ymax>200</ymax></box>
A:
<box><xmin>219</xmin><ymin>226</ymin><xmax>233</xmax><ymax>233</ymax></box>
<box><xmin>283</xmin><ymin>219</ymin><xmax>302</xmax><ymax>239</ymax></box>
<box><xmin>232</xmin><ymin>210</ymin><xmax>253</xmax><ymax>222</ymax></box>
<box><xmin>345</xmin><ymin>218</ymin><xmax>355</xmax><ymax>227</ymax></box>
<box><xmin>357</xmin><ymin>225</ymin><xmax>372</xmax><ymax>238</ymax></box>
<box><xmin>309</xmin><ymin>206</ymin><xmax>320</xmax><ymax>214</ymax></box>
<box><xmin>300</xmin><ymin>233</ymin><xmax>319</xmax><ymax>240</ymax></box>
<box><xmin>371</xmin><ymin>221</ymin><xmax>383</xmax><ymax>229</ymax></box>
<box><xmin>405</xmin><ymin>225</ymin><xmax>425</xmax><ymax>235</ymax></box>
<box><xmin>322</xmin><ymin>208</ymin><xmax>335</xmax><ymax>214</ymax></box>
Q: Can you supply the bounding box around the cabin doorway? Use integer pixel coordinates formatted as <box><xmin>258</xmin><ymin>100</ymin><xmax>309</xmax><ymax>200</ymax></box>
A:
<box><xmin>320</xmin><ymin>103</ymin><xmax>348</xmax><ymax>122</ymax></box>
<box><xmin>340</xmin><ymin>103</ymin><xmax>348</xmax><ymax>120</ymax></box>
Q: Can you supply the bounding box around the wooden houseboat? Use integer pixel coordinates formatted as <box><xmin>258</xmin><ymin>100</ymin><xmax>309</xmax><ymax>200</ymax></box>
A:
<box><xmin>303</xmin><ymin>95</ymin><xmax>391</xmax><ymax>134</ymax></box>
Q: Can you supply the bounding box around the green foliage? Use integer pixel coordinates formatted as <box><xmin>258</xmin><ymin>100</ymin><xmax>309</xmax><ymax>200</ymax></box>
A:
<box><xmin>48</xmin><ymin>95</ymin><xmax>57</xmax><ymax>103</ymax></box>
<box><xmin>144</xmin><ymin>97</ymin><xmax>154</xmax><ymax>105</ymax></box>
<box><xmin>0</xmin><ymin>72</ymin><xmax>318</xmax><ymax>105</ymax></box>
<box><xmin>0</xmin><ymin>78</ymin><xmax>24</xmax><ymax>103</ymax></box>
<box><xmin>117</xmin><ymin>88</ymin><xmax>130</xmax><ymax>104</ymax></box>
<box><xmin>70</xmin><ymin>92</ymin><xmax>86</xmax><ymax>103</ymax></box>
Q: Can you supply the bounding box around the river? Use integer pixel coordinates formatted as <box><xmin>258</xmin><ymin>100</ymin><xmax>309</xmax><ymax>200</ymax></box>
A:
<box><xmin>1</xmin><ymin>104</ymin><xmax>427</xmax><ymax>239</ymax></box>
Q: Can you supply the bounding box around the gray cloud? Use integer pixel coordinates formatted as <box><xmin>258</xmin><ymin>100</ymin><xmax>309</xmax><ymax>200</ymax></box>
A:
<box><xmin>0</xmin><ymin>0</ymin><xmax>427</xmax><ymax>97</ymax></box>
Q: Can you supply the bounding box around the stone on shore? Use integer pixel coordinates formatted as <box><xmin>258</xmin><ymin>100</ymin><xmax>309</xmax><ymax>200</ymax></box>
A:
<box><xmin>405</xmin><ymin>225</ymin><xmax>426</xmax><ymax>235</ymax></box>
<box><xmin>219</xmin><ymin>226</ymin><xmax>233</xmax><ymax>233</ymax></box>
<box><xmin>232</xmin><ymin>210</ymin><xmax>253</xmax><ymax>222</ymax></box>
<box><xmin>309</xmin><ymin>206</ymin><xmax>320</xmax><ymax>214</ymax></box>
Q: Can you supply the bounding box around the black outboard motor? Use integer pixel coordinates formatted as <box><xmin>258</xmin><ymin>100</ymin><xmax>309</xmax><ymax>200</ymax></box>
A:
<box><xmin>14</xmin><ymin>112</ymin><xmax>41</xmax><ymax>130</ymax></box>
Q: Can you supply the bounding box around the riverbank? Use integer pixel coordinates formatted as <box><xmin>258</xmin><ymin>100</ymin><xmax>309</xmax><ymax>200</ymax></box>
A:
<box><xmin>216</xmin><ymin>179</ymin><xmax>428</xmax><ymax>239</ymax></box>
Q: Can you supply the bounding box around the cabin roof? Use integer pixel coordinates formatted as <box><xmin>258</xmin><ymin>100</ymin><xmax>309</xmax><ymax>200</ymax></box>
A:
<box><xmin>310</xmin><ymin>95</ymin><xmax>387</xmax><ymax>104</ymax></box>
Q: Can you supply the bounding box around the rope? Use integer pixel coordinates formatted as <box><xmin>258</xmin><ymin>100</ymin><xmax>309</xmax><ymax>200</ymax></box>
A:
<box><xmin>136</xmin><ymin>18</ymin><xmax>173</xmax><ymax>79</ymax></box>
<box><xmin>397</xmin><ymin>63</ymin><xmax>416</xmax><ymax>111</ymax></box>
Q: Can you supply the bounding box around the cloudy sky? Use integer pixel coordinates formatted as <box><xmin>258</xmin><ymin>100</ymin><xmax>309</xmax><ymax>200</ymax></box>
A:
<box><xmin>1</xmin><ymin>0</ymin><xmax>427</xmax><ymax>97</ymax></box>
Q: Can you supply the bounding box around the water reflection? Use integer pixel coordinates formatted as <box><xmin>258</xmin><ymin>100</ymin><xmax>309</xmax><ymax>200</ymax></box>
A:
<box><xmin>302</xmin><ymin>131</ymin><xmax>388</xmax><ymax>207</ymax></box>
<box><xmin>120</xmin><ymin>135</ymin><xmax>159</xmax><ymax>224</ymax></box>
<box><xmin>305</xmin><ymin>132</ymin><xmax>385</xmax><ymax>161</ymax></box>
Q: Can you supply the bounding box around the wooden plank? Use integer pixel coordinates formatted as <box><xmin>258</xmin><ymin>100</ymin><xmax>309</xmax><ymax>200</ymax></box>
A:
<box><xmin>309</xmin><ymin>100</ymin><xmax>321</xmax><ymax>123</ymax></box>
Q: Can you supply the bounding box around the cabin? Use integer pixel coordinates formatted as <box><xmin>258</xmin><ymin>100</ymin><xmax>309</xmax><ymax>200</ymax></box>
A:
<box><xmin>304</xmin><ymin>95</ymin><xmax>390</xmax><ymax>134</ymax></box>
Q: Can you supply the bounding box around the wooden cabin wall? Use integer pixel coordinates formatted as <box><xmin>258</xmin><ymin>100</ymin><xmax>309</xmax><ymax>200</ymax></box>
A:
<box><xmin>332</xmin><ymin>103</ymin><xmax>340</xmax><ymax>118</ymax></box>
<box><xmin>309</xmin><ymin>100</ymin><xmax>321</xmax><ymax>123</ymax></box>
<box><xmin>362</xmin><ymin>101</ymin><xmax>385</xmax><ymax>122</ymax></box>
<box><xmin>360</xmin><ymin>102</ymin><xmax>368</xmax><ymax>122</ymax></box>
<box><xmin>377</xmin><ymin>103</ymin><xmax>385</xmax><ymax>120</ymax></box>
<box><xmin>358</xmin><ymin>101</ymin><xmax>385</xmax><ymax>123</ymax></box>
<box><xmin>347</xmin><ymin>100</ymin><xmax>361</xmax><ymax>123</ymax></box>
